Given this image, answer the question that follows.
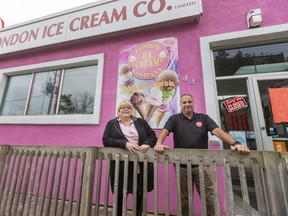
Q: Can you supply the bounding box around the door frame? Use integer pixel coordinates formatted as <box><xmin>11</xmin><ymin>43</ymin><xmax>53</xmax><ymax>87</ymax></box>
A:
<box><xmin>248</xmin><ymin>73</ymin><xmax>288</xmax><ymax>151</ymax></box>
<box><xmin>200</xmin><ymin>23</ymin><xmax>288</xmax><ymax>148</ymax></box>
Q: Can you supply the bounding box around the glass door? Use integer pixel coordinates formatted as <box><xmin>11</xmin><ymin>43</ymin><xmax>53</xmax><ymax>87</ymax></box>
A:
<box><xmin>217</xmin><ymin>78</ymin><xmax>257</xmax><ymax>150</ymax></box>
<box><xmin>251</xmin><ymin>74</ymin><xmax>288</xmax><ymax>152</ymax></box>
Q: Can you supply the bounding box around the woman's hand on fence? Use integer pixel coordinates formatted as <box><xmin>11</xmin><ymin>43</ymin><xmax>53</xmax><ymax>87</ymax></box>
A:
<box><xmin>125</xmin><ymin>142</ymin><xmax>140</xmax><ymax>153</ymax></box>
<box><xmin>139</xmin><ymin>144</ymin><xmax>150</xmax><ymax>154</ymax></box>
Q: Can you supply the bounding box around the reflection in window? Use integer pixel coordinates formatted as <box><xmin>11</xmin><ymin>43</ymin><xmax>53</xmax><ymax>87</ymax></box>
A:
<box><xmin>27</xmin><ymin>70</ymin><xmax>61</xmax><ymax>115</ymax></box>
<box><xmin>0</xmin><ymin>75</ymin><xmax>31</xmax><ymax>116</ymax></box>
<box><xmin>0</xmin><ymin>65</ymin><xmax>98</xmax><ymax>116</ymax></box>
<box><xmin>59</xmin><ymin>65</ymin><xmax>97</xmax><ymax>114</ymax></box>
<box><xmin>213</xmin><ymin>42</ymin><xmax>288</xmax><ymax>76</ymax></box>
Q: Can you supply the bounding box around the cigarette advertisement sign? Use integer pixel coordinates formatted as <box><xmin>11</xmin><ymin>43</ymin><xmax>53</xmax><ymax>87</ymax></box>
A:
<box><xmin>223</xmin><ymin>96</ymin><xmax>248</xmax><ymax>113</ymax></box>
<box><xmin>116</xmin><ymin>37</ymin><xmax>180</xmax><ymax>128</ymax></box>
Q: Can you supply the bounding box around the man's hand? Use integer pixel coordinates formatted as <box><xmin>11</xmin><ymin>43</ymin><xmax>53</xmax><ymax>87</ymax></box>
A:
<box><xmin>154</xmin><ymin>144</ymin><xmax>169</xmax><ymax>154</ymax></box>
<box><xmin>231</xmin><ymin>144</ymin><xmax>250</xmax><ymax>154</ymax></box>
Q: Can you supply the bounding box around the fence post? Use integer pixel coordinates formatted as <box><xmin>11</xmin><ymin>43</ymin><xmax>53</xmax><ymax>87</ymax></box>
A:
<box><xmin>0</xmin><ymin>145</ymin><xmax>9</xmax><ymax>178</ymax></box>
<box><xmin>81</xmin><ymin>147</ymin><xmax>96</xmax><ymax>216</ymax></box>
<box><xmin>261</xmin><ymin>151</ymin><xmax>286</xmax><ymax>215</ymax></box>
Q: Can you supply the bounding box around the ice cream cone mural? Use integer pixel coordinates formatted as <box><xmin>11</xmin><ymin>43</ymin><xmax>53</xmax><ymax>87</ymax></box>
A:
<box><xmin>118</xmin><ymin>64</ymin><xmax>135</xmax><ymax>100</ymax></box>
<box><xmin>130</xmin><ymin>92</ymin><xmax>146</xmax><ymax>119</ymax></box>
<box><xmin>117</xmin><ymin>37</ymin><xmax>180</xmax><ymax>128</ymax></box>
<box><xmin>145</xmin><ymin>87</ymin><xmax>163</xmax><ymax>122</ymax></box>
<box><xmin>155</xmin><ymin>69</ymin><xmax>179</xmax><ymax>126</ymax></box>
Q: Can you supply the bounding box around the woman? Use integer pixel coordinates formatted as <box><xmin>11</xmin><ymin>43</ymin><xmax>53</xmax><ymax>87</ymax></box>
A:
<box><xmin>102</xmin><ymin>100</ymin><xmax>156</xmax><ymax>216</ymax></box>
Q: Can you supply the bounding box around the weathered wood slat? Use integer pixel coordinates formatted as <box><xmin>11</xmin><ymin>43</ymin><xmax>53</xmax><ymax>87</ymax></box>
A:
<box><xmin>59</xmin><ymin>151</ymin><xmax>72</xmax><ymax>215</ymax></box>
<box><xmin>132</xmin><ymin>154</ymin><xmax>138</xmax><ymax>215</ymax></box>
<box><xmin>67</xmin><ymin>152</ymin><xmax>80</xmax><ymax>215</ymax></box>
<box><xmin>278</xmin><ymin>158</ymin><xmax>288</xmax><ymax>215</ymax></box>
<box><xmin>52</xmin><ymin>151</ymin><xmax>65</xmax><ymax>216</ymax></box>
<box><xmin>39</xmin><ymin>151</ymin><xmax>52</xmax><ymax>215</ymax></box>
<box><xmin>17</xmin><ymin>150</ymin><xmax>35</xmax><ymax>216</ymax></box>
<box><xmin>45</xmin><ymin>152</ymin><xmax>58</xmax><ymax>216</ymax></box>
<box><xmin>112</xmin><ymin>153</ymin><xmax>120</xmax><ymax>216</ymax></box>
<box><xmin>1</xmin><ymin>150</ymin><xmax>18</xmax><ymax>215</ymax></box>
<box><xmin>251</xmin><ymin>158</ymin><xmax>267</xmax><ymax>216</ymax></box>
<box><xmin>175</xmin><ymin>155</ymin><xmax>182</xmax><ymax>216</ymax></box>
<box><xmin>94</xmin><ymin>153</ymin><xmax>103</xmax><ymax>216</ymax></box>
<box><xmin>224</xmin><ymin>157</ymin><xmax>235</xmax><ymax>216</ymax></box>
<box><xmin>12</xmin><ymin>150</ymin><xmax>29</xmax><ymax>216</ymax></box>
<box><xmin>75</xmin><ymin>152</ymin><xmax>86</xmax><ymax>216</ymax></box>
<box><xmin>30</xmin><ymin>151</ymin><xmax>46</xmax><ymax>216</ymax></box>
<box><xmin>210</xmin><ymin>158</ymin><xmax>220</xmax><ymax>216</ymax></box>
<box><xmin>122</xmin><ymin>154</ymin><xmax>129</xmax><ymax>216</ymax></box>
<box><xmin>103</xmin><ymin>154</ymin><xmax>111</xmax><ymax>215</ymax></box>
<box><xmin>198</xmin><ymin>157</ymin><xmax>207</xmax><ymax>216</ymax></box>
<box><xmin>238</xmin><ymin>158</ymin><xmax>251</xmax><ymax>216</ymax></box>
<box><xmin>186</xmin><ymin>156</ymin><xmax>194</xmax><ymax>216</ymax></box>
<box><xmin>0</xmin><ymin>151</ymin><xmax>12</xmax><ymax>205</ymax></box>
<box><xmin>164</xmin><ymin>155</ymin><xmax>170</xmax><ymax>216</ymax></box>
<box><xmin>153</xmin><ymin>155</ymin><xmax>158</xmax><ymax>216</ymax></box>
<box><xmin>142</xmin><ymin>155</ymin><xmax>148</xmax><ymax>215</ymax></box>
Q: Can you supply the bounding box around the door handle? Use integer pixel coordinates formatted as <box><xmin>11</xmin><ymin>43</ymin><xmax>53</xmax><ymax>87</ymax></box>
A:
<box><xmin>261</xmin><ymin>126</ymin><xmax>266</xmax><ymax>130</ymax></box>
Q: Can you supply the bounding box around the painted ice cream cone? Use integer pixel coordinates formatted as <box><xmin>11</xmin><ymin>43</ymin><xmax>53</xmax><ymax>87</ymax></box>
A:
<box><xmin>155</xmin><ymin>70</ymin><xmax>179</xmax><ymax>126</ymax></box>
<box><xmin>145</xmin><ymin>104</ymin><xmax>158</xmax><ymax>122</ymax></box>
<box><xmin>156</xmin><ymin>69</ymin><xmax>179</xmax><ymax>99</ymax></box>
<box><xmin>130</xmin><ymin>92</ymin><xmax>146</xmax><ymax>119</ymax></box>
<box><xmin>155</xmin><ymin>103</ymin><xmax>171</xmax><ymax>126</ymax></box>
<box><xmin>145</xmin><ymin>87</ymin><xmax>163</xmax><ymax>122</ymax></box>
<box><xmin>118</xmin><ymin>64</ymin><xmax>135</xmax><ymax>100</ymax></box>
<box><xmin>155</xmin><ymin>110</ymin><xmax>165</xmax><ymax>126</ymax></box>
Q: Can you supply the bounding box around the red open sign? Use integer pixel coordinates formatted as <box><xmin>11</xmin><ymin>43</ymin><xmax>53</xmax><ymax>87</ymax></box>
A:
<box><xmin>223</xmin><ymin>96</ymin><xmax>248</xmax><ymax>113</ymax></box>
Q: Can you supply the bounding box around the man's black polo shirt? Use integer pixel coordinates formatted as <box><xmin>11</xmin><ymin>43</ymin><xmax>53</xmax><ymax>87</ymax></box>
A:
<box><xmin>164</xmin><ymin>112</ymin><xmax>219</xmax><ymax>149</ymax></box>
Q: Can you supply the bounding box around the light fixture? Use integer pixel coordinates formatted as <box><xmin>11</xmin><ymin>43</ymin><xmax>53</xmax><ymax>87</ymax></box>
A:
<box><xmin>246</xmin><ymin>9</ymin><xmax>262</xmax><ymax>29</ymax></box>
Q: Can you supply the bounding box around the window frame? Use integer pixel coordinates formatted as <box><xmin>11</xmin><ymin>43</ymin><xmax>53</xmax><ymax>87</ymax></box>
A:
<box><xmin>0</xmin><ymin>53</ymin><xmax>104</xmax><ymax>125</ymax></box>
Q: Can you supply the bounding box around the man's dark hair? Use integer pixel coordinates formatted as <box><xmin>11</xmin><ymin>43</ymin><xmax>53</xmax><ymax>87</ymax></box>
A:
<box><xmin>180</xmin><ymin>93</ymin><xmax>193</xmax><ymax>99</ymax></box>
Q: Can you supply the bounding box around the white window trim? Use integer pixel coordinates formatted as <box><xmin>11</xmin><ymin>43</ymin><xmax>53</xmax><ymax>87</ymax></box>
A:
<box><xmin>0</xmin><ymin>53</ymin><xmax>104</xmax><ymax>125</ymax></box>
<box><xmin>200</xmin><ymin>23</ymin><xmax>288</xmax><ymax>143</ymax></box>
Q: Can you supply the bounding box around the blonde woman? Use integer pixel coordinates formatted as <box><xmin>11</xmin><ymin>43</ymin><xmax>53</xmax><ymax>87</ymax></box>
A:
<box><xmin>102</xmin><ymin>100</ymin><xmax>156</xmax><ymax>216</ymax></box>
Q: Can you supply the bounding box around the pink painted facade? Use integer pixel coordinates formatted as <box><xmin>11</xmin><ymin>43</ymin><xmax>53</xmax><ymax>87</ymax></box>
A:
<box><xmin>0</xmin><ymin>0</ymin><xmax>288</xmax><ymax>215</ymax></box>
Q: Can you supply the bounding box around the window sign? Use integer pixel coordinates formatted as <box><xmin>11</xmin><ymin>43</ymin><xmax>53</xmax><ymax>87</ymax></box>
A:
<box><xmin>223</xmin><ymin>96</ymin><xmax>248</xmax><ymax>113</ymax></box>
<box><xmin>268</xmin><ymin>88</ymin><xmax>288</xmax><ymax>123</ymax></box>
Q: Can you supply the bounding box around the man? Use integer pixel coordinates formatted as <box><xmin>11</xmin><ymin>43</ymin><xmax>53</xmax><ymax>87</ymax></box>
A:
<box><xmin>154</xmin><ymin>93</ymin><xmax>250</xmax><ymax>216</ymax></box>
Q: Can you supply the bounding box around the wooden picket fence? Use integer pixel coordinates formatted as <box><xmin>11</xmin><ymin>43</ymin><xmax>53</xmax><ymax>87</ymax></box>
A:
<box><xmin>0</xmin><ymin>145</ymin><xmax>287</xmax><ymax>215</ymax></box>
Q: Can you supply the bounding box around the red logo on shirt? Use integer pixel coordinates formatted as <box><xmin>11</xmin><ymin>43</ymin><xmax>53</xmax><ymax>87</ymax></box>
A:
<box><xmin>196</xmin><ymin>122</ymin><xmax>202</xmax><ymax>127</ymax></box>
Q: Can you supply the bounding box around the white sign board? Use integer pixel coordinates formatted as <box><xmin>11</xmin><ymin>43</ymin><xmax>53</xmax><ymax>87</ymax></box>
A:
<box><xmin>0</xmin><ymin>0</ymin><xmax>202</xmax><ymax>55</ymax></box>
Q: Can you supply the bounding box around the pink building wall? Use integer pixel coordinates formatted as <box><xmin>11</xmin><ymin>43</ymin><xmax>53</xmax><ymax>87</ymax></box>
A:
<box><xmin>0</xmin><ymin>0</ymin><xmax>288</xmax><ymax>215</ymax></box>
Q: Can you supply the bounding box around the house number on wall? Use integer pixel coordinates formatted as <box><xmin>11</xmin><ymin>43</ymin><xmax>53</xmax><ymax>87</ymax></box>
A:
<box><xmin>182</xmin><ymin>75</ymin><xmax>196</xmax><ymax>85</ymax></box>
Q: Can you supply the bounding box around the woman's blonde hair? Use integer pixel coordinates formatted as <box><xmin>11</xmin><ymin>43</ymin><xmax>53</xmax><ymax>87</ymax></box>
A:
<box><xmin>117</xmin><ymin>100</ymin><xmax>135</xmax><ymax>114</ymax></box>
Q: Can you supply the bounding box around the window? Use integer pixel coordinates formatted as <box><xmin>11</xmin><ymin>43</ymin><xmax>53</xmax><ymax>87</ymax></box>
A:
<box><xmin>213</xmin><ymin>42</ymin><xmax>288</xmax><ymax>77</ymax></box>
<box><xmin>0</xmin><ymin>54</ymin><xmax>104</xmax><ymax>124</ymax></box>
